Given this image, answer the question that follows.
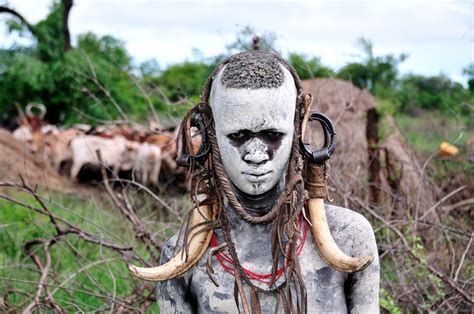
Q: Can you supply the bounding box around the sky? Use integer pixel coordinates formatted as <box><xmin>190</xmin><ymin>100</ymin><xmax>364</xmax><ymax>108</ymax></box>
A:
<box><xmin>0</xmin><ymin>0</ymin><xmax>472</xmax><ymax>84</ymax></box>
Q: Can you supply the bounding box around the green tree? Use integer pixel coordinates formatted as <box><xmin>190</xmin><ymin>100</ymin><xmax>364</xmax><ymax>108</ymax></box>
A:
<box><xmin>0</xmin><ymin>1</ymin><xmax>150</xmax><ymax>125</ymax></box>
<box><xmin>288</xmin><ymin>53</ymin><xmax>334</xmax><ymax>80</ymax></box>
<box><xmin>152</xmin><ymin>62</ymin><xmax>213</xmax><ymax>102</ymax></box>
<box><xmin>463</xmin><ymin>64</ymin><xmax>474</xmax><ymax>92</ymax></box>
<box><xmin>0</xmin><ymin>0</ymin><xmax>71</xmax><ymax>123</ymax></box>
<box><xmin>397</xmin><ymin>74</ymin><xmax>469</xmax><ymax>113</ymax></box>
<box><xmin>337</xmin><ymin>38</ymin><xmax>407</xmax><ymax>97</ymax></box>
<box><xmin>225</xmin><ymin>26</ymin><xmax>279</xmax><ymax>54</ymax></box>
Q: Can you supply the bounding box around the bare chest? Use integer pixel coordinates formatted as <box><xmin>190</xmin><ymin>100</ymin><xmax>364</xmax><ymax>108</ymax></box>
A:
<box><xmin>187</xmin><ymin>227</ymin><xmax>349</xmax><ymax>313</ymax></box>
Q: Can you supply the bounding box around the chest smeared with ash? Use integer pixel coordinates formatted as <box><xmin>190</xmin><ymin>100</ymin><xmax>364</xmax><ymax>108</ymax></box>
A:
<box><xmin>156</xmin><ymin>204</ymin><xmax>379</xmax><ymax>313</ymax></box>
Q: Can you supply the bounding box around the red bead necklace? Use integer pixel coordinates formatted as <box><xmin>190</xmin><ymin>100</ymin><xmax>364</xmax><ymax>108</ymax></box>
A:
<box><xmin>210</xmin><ymin>213</ymin><xmax>308</xmax><ymax>285</ymax></box>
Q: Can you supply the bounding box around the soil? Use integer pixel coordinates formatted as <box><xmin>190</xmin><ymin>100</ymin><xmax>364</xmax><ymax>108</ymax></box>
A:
<box><xmin>0</xmin><ymin>128</ymin><xmax>95</xmax><ymax>196</ymax></box>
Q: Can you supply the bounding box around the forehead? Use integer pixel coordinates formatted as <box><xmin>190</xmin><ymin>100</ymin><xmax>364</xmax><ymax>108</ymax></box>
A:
<box><xmin>211</xmin><ymin>65</ymin><xmax>297</xmax><ymax>133</ymax></box>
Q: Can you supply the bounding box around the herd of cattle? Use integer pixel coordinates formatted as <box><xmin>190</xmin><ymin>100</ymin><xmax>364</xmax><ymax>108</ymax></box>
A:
<box><xmin>11</xmin><ymin>111</ymin><xmax>200</xmax><ymax>188</ymax></box>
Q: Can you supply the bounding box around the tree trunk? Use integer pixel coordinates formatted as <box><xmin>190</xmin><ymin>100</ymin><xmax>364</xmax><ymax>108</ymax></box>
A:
<box><xmin>0</xmin><ymin>6</ymin><xmax>37</xmax><ymax>37</ymax></box>
<box><xmin>366</xmin><ymin>108</ymin><xmax>381</xmax><ymax>205</ymax></box>
<box><xmin>62</xmin><ymin>0</ymin><xmax>74</xmax><ymax>51</ymax></box>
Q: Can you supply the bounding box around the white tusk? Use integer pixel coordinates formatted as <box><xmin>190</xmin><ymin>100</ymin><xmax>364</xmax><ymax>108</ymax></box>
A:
<box><xmin>129</xmin><ymin>204</ymin><xmax>215</xmax><ymax>281</ymax></box>
<box><xmin>308</xmin><ymin>198</ymin><xmax>373</xmax><ymax>273</ymax></box>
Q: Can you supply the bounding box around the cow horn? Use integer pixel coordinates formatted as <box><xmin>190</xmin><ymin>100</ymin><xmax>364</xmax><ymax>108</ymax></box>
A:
<box><xmin>25</xmin><ymin>103</ymin><xmax>46</xmax><ymax>119</ymax></box>
<box><xmin>308</xmin><ymin>198</ymin><xmax>373</xmax><ymax>272</ymax></box>
<box><xmin>128</xmin><ymin>203</ymin><xmax>215</xmax><ymax>281</ymax></box>
<box><xmin>25</xmin><ymin>103</ymin><xmax>34</xmax><ymax>118</ymax></box>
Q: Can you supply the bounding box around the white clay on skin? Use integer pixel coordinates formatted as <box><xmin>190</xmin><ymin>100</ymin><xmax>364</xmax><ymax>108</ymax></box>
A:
<box><xmin>211</xmin><ymin>65</ymin><xmax>297</xmax><ymax>195</ymax></box>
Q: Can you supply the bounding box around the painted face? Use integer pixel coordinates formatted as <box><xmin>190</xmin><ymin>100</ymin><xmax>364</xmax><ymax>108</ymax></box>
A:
<box><xmin>211</xmin><ymin>65</ymin><xmax>296</xmax><ymax>195</ymax></box>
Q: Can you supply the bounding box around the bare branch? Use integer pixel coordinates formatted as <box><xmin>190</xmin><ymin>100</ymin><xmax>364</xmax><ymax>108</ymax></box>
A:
<box><xmin>420</xmin><ymin>185</ymin><xmax>465</xmax><ymax>220</ymax></box>
<box><xmin>96</xmin><ymin>150</ymin><xmax>162</xmax><ymax>258</ymax></box>
<box><xmin>454</xmin><ymin>234</ymin><xmax>473</xmax><ymax>282</ymax></box>
<box><xmin>352</xmin><ymin>197</ymin><xmax>473</xmax><ymax>304</ymax></box>
<box><xmin>0</xmin><ymin>5</ymin><xmax>37</xmax><ymax>37</ymax></box>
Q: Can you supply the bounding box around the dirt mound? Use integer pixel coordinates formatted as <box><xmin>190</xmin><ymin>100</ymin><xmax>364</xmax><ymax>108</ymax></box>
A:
<box><xmin>303</xmin><ymin>78</ymin><xmax>436</xmax><ymax>213</ymax></box>
<box><xmin>303</xmin><ymin>78</ymin><xmax>375</xmax><ymax>197</ymax></box>
<box><xmin>0</xmin><ymin>128</ymin><xmax>79</xmax><ymax>194</ymax></box>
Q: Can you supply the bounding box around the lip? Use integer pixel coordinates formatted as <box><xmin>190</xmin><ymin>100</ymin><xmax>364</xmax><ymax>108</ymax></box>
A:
<box><xmin>242</xmin><ymin>171</ymin><xmax>272</xmax><ymax>183</ymax></box>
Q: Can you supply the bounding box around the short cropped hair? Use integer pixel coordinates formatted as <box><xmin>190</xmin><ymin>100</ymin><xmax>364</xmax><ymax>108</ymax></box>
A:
<box><xmin>221</xmin><ymin>51</ymin><xmax>284</xmax><ymax>89</ymax></box>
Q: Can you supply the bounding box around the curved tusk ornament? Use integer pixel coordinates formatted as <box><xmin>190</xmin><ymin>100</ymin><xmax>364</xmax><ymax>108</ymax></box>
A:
<box><xmin>308</xmin><ymin>198</ymin><xmax>373</xmax><ymax>272</ymax></box>
<box><xmin>302</xmin><ymin>111</ymin><xmax>373</xmax><ymax>273</ymax></box>
<box><xmin>128</xmin><ymin>203</ymin><xmax>216</xmax><ymax>281</ymax></box>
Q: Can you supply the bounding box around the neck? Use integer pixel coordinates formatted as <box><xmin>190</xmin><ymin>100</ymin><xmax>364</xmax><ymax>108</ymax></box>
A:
<box><xmin>232</xmin><ymin>179</ymin><xmax>284</xmax><ymax>217</ymax></box>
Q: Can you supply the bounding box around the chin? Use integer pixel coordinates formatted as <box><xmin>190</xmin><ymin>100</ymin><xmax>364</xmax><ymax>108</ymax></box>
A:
<box><xmin>245</xmin><ymin>182</ymin><xmax>271</xmax><ymax>196</ymax></box>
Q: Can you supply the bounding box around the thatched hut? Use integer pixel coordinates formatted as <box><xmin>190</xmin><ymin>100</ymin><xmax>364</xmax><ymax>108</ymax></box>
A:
<box><xmin>303</xmin><ymin>78</ymin><xmax>436</xmax><ymax>216</ymax></box>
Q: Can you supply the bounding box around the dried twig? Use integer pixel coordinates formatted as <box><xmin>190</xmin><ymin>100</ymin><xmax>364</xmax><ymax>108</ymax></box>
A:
<box><xmin>0</xmin><ymin>178</ymin><xmax>159</xmax><ymax>311</ymax></box>
<box><xmin>454</xmin><ymin>234</ymin><xmax>473</xmax><ymax>282</ymax></box>
<box><xmin>96</xmin><ymin>150</ymin><xmax>162</xmax><ymax>257</ymax></box>
<box><xmin>420</xmin><ymin>185</ymin><xmax>465</xmax><ymax>220</ymax></box>
<box><xmin>352</xmin><ymin>196</ymin><xmax>473</xmax><ymax>304</ymax></box>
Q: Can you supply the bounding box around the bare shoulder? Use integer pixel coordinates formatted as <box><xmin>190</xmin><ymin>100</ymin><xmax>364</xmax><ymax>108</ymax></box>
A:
<box><xmin>325</xmin><ymin>204</ymin><xmax>373</xmax><ymax>230</ymax></box>
<box><xmin>324</xmin><ymin>204</ymin><xmax>377</xmax><ymax>256</ymax></box>
<box><xmin>159</xmin><ymin>234</ymin><xmax>183</xmax><ymax>264</ymax></box>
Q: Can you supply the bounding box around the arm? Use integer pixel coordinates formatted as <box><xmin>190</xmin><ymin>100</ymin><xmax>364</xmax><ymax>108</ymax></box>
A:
<box><xmin>156</xmin><ymin>235</ymin><xmax>195</xmax><ymax>313</ymax></box>
<box><xmin>344</xmin><ymin>215</ymin><xmax>380</xmax><ymax>313</ymax></box>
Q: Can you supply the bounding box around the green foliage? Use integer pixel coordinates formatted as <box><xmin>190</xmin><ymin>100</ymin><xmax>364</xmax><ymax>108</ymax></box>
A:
<box><xmin>337</xmin><ymin>38</ymin><xmax>407</xmax><ymax>98</ymax></box>
<box><xmin>463</xmin><ymin>63</ymin><xmax>474</xmax><ymax>91</ymax></box>
<box><xmin>0</xmin><ymin>28</ymin><xmax>150</xmax><ymax>124</ymax></box>
<box><xmin>335</xmin><ymin>37</ymin><xmax>472</xmax><ymax>118</ymax></box>
<box><xmin>394</xmin><ymin>111</ymin><xmax>474</xmax><ymax>207</ymax></box>
<box><xmin>151</xmin><ymin>61</ymin><xmax>213</xmax><ymax>102</ymax></box>
<box><xmin>0</xmin><ymin>2</ymin><xmax>161</xmax><ymax>125</ymax></box>
<box><xmin>226</xmin><ymin>26</ymin><xmax>278</xmax><ymax>54</ymax></box>
<box><xmin>380</xmin><ymin>288</ymin><xmax>402</xmax><ymax>314</ymax></box>
<box><xmin>59</xmin><ymin>32</ymin><xmax>150</xmax><ymax>123</ymax></box>
<box><xmin>376</xmin><ymin>220</ymin><xmax>452</xmax><ymax>312</ymax></box>
<box><xmin>397</xmin><ymin>74</ymin><xmax>471</xmax><ymax>114</ymax></box>
<box><xmin>288</xmin><ymin>53</ymin><xmax>335</xmax><ymax>80</ymax></box>
<box><xmin>0</xmin><ymin>2</ymin><xmax>472</xmax><ymax>129</ymax></box>
<box><xmin>33</xmin><ymin>1</ymin><xmax>67</xmax><ymax>62</ymax></box>
<box><xmin>394</xmin><ymin>112</ymin><xmax>473</xmax><ymax>154</ymax></box>
<box><xmin>0</xmin><ymin>190</ymin><xmax>158</xmax><ymax>312</ymax></box>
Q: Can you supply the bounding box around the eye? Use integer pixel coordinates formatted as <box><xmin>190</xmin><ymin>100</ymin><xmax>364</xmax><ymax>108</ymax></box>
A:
<box><xmin>264</xmin><ymin>130</ymin><xmax>284</xmax><ymax>138</ymax></box>
<box><xmin>227</xmin><ymin>131</ymin><xmax>246</xmax><ymax>140</ymax></box>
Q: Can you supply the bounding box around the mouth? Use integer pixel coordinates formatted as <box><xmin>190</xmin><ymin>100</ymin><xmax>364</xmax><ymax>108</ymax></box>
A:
<box><xmin>242</xmin><ymin>170</ymin><xmax>272</xmax><ymax>183</ymax></box>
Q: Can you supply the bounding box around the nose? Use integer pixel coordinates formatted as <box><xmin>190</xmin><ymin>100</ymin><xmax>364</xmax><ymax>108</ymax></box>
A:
<box><xmin>243</xmin><ymin>138</ymin><xmax>269</xmax><ymax>165</ymax></box>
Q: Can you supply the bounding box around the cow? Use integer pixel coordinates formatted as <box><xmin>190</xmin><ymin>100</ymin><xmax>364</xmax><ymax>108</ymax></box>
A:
<box><xmin>70</xmin><ymin>135</ymin><xmax>139</xmax><ymax>181</ymax></box>
<box><xmin>12</xmin><ymin>125</ymin><xmax>33</xmax><ymax>143</ymax></box>
<box><xmin>146</xmin><ymin>130</ymin><xmax>178</xmax><ymax>174</ymax></box>
<box><xmin>43</xmin><ymin>128</ymin><xmax>84</xmax><ymax>174</ymax></box>
<box><xmin>134</xmin><ymin>143</ymin><xmax>162</xmax><ymax>186</ymax></box>
<box><xmin>12</xmin><ymin>124</ymin><xmax>59</xmax><ymax>153</ymax></box>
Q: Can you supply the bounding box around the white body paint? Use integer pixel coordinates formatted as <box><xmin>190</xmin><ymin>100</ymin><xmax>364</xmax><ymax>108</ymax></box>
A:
<box><xmin>211</xmin><ymin>65</ymin><xmax>297</xmax><ymax>195</ymax></box>
<box><xmin>156</xmin><ymin>53</ymin><xmax>380</xmax><ymax>313</ymax></box>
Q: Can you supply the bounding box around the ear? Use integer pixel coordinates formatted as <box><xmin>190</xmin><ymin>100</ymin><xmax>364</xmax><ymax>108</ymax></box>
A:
<box><xmin>176</xmin><ymin>109</ymin><xmax>210</xmax><ymax>168</ymax></box>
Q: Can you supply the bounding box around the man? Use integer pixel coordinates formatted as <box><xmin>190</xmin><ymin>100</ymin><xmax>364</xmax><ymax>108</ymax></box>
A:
<box><xmin>129</xmin><ymin>51</ymin><xmax>379</xmax><ymax>313</ymax></box>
